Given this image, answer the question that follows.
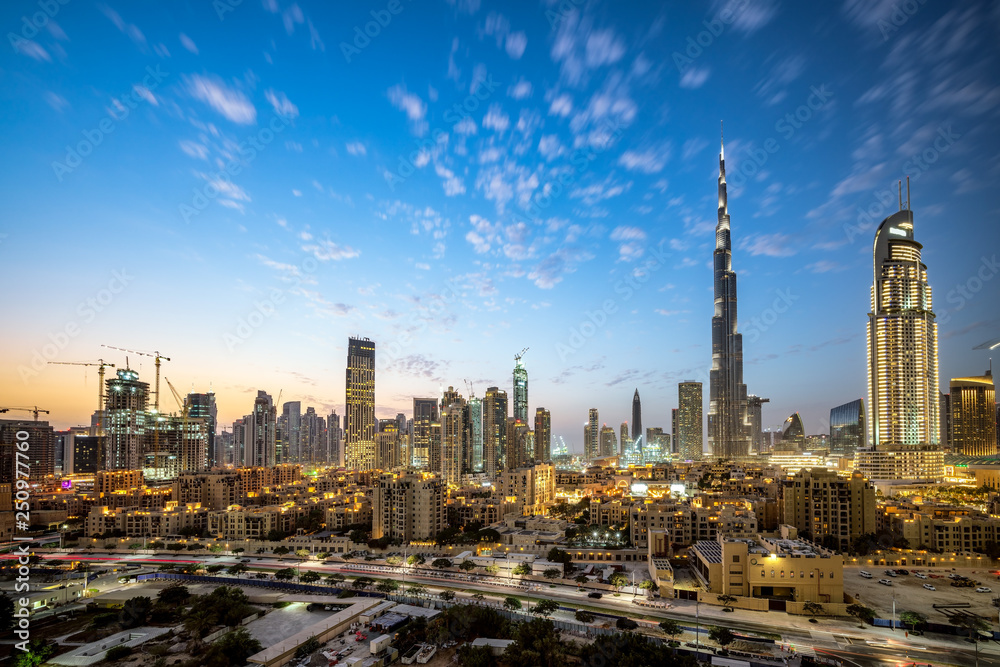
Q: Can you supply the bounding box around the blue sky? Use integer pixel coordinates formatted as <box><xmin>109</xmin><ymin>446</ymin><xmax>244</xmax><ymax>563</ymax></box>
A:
<box><xmin>2</xmin><ymin>0</ymin><xmax>998</xmax><ymax>451</ymax></box>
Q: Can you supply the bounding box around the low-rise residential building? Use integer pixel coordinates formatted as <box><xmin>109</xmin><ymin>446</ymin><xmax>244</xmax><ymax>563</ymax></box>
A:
<box><xmin>85</xmin><ymin>502</ymin><xmax>210</xmax><ymax>537</ymax></box>
<box><xmin>781</xmin><ymin>468</ymin><xmax>876</xmax><ymax>552</ymax></box>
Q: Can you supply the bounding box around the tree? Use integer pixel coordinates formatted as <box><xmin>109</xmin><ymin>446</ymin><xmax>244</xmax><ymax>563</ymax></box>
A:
<box><xmin>299</xmin><ymin>571</ymin><xmax>320</xmax><ymax>584</ymax></box>
<box><xmin>802</xmin><ymin>601</ymin><xmax>824</xmax><ymax>621</ymax></box>
<box><xmin>120</xmin><ymin>596</ymin><xmax>152</xmax><ymax>628</ymax></box>
<box><xmin>846</xmin><ymin>603</ymin><xmax>875</xmax><ymax>628</ymax></box>
<box><xmin>717</xmin><ymin>594</ymin><xmax>737</xmax><ymax>612</ymax></box>
<box><xmin>455</xmin><ymin>645</ymin><xmax>497</xmax><ymax>667</ymax></box>
<box><xmin>900</xmin><ymin>610</ymin><xmax>926</xmax><ymax>633</ymax></box>
<box><xmin>406</xmin><ymin>554</ymin><xmax>425</xmax><ymax>566</ymax></box>
<box><xmin>158</xmin><ymin>584</ymin><xmax>190</xmax><ymax>605</ymax></box>
<box><xmin>659</xmin><ymin>619</ymin><xmax>683</xmax><ymax>643</ymax></box>
<box><xmin>709</xmin><ymin>626</ymin><xmax>735</xmax><ymax>650</ymax></box>
<box><xmin>533</xmin><ymin>599</ymin><xmax>559</xmax><ymax>616</ymax></box>
<box><xmin>294</xmin><ymin>636</ymin><xmax>320</xmax><ymax>659</ymax></box>
<box><xmin>575</xmin><ymin>610</ymin><xmax>595</xmax><ymax>623</ymax></box>
<box><xmin>406</xmin><ymin>584</ymin><xmax>427</xmax><ymax>596</ymax></box>
<box><xmin>274</xmin><ymin>568</ymin><xmax>296</xmax><ymax>581</ymax></box>
<box><xmin>955</xmin><ymin>614</ymin><xmax>989</xmax><ymax>643</ymax></box>
<box><xmin>616</xmin><ymin>617</ymin><xmax>638</xmax><ymax>631</ymax></box>
<box><xmin>148</xmin><ymin>541</ymin><xmax>165</xmax><ymax>550</ymax></box>
<box><xmin>386</xmin><ymin>555</ymin><xmax>403</xmax><ymax>566</ymax></box>
<box><xmin>206</xmin><ymin>564</ymin><xmax>225</xmax><ymax>573</ymax></box>
<box><xmin>639</xmin><ymin>579</ymin><xmax>656</xmax><ymax>592</ymax></box>
<box><xmin>376</xmin><ymin>579</ymin><xmax>399</xmax><ymax>594</ymax></box>
<box><xmin>209</xmin><ymin>545</ymin><xmax>223</xmax><ymax>554</ymax></box>
<box><xmin>440</xmin><ymin>590</ymin><xmax>455</xmax><ymax>601</ymax></box>
<box><xmin>608</xmin><ymin>571</ymin><xmax>628</xmax><ymax>594</ymax></box>
<box><xmin>13</xmin><ymin>640</ymin><xmax>54</xmax><ymax>667</ymax></box>
<box><xmin>459</xmin><ymin>560</ymin><xmax>477</xmax><ymax>571</ymax></box>
<box><xmin>203</xmin><ymin>627</ymin><xmax>262</xmax><ymax>667</ymax></box>
<box><xmin>228</xmin><ymin>563</ymin><xmax>248</xmax><ymax>576</ymax></box>
<box><xmin>233</xmin><ymin>547</ymin><xmax>245</xmax><ymax>555</ymax></box>
<box><xmin>328</xmin><ymin>573</ymin><xmax>346</xmax><ymax>585</ymax></box>
<box><xmin>543</xmin><ymin>568</ymin><xmax>562</xmax><ymax>580</ymax></box>
<box><xmin>484</xmin><ymin>564</ymin><xmax>499</xmax><ymax>575</ymax></box>
<box><xmin>504</xmin><ymin>596</ymin><xmax>522</xmax><ymax>610</ymax></box>
<box><xmin>352</xmin><ymin>576</ymin><xmax>375</xmax><ymax>590</ymax></box>
<box><xmin>574</xmin><ymin>574</ymin><xmax>588</xmax><ymax>588</ymax></box>
<box><xmin>512</xmin><ymin>562</ymin><xmax>532</xmax><ymax>576</ymax></box>
<box><xmin>503</xmin><ymin>618</ymin><xmax>568</xmax><ymax>667</ymax></box>
<box><xmin>432</xmin><ymin>558</ymin><xmax>453</xmax><ymax>569</ymax></box>
<box><xmin>0</xmin><ymin>592</ymin><xmax>14</xmax><ymax>632</ymax></box>
<box><xmin>267</xmin><ymin>529</ymin><xmax>290</xmax><ymax>542</ymax></box>
<box><xmin>272</xmin><ymin>545</ymin><xmax>290</xmax><ymax>556</ymax></box>
<box><xmin>472</xmin><ymin>592</ymin><xmax>485</xmax><ymax>601</ymax></box>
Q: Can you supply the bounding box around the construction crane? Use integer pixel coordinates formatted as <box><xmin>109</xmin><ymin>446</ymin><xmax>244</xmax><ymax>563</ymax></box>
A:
<box><xmin>0</xmin><ymin>407</ymin><xmax>50</xmax><ymax>421</ymax></box>
<box><xmin>464</xmin><ymin>379</ymin><xmax>475</xmax><ymax>399</ymax></box>
<box><xmin>48</xmin><ymin>360</ymin><xmax>115</xmax><ymax>435</ymax></box>
<box><xmin>101</xmin><ymin>346</ymin><xmax>170</xmax><ymax>413</ymax></box>
<box><xmin>514</xmin><ymin>347</ymin><xmax>529</xmax><ymax>364</ymax></box>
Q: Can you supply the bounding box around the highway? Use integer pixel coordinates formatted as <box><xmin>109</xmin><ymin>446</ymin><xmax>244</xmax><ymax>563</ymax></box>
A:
<box><xmin>19</xmin><ymin>551</ymin><xmax>1000</xmax><ymax>666</ymax></box>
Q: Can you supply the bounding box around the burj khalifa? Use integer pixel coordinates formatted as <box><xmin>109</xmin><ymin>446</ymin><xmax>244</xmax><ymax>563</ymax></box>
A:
<box><xmin>708</xmin><ymin>126</ymin><xmax>751</xmax><ymax>458</ymax></box>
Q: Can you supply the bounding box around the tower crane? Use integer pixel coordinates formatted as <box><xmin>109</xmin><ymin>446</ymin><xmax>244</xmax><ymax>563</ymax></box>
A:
<box><xmin>100</xmin><ymin>345</ymin><xmax>170</xmax><ymax>413</ymax></box>
<box><xmin>48</xmin><ymin>359</ymin><xmax>115</xmax><ymax>434</ymax></box>
<box><xmin>0</xmin><ymin>407</ymin><xmax>50</xmax><ymax>421</ymax></box>
<box><xmin>514</xmin><ymin>347</ymin><xmax>529</xmax><ymax>364</ymax></box>
<box><xmin>464</xmin><ymin>379</ymin><xmax>475</xmax><ymax>399</ymax></box>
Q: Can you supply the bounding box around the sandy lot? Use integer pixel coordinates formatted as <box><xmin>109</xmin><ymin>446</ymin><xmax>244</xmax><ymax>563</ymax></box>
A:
<box><xmin>843</xmin><ymin>564</ymin><xmax>999</xmax><ymax>623</ymax></box>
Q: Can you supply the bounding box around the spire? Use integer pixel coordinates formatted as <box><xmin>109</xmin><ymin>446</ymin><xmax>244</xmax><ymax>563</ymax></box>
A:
<box><xmin>720</xmin><ymin>120</ymin><xmax>724</xmax><ymax>160</ymax></box>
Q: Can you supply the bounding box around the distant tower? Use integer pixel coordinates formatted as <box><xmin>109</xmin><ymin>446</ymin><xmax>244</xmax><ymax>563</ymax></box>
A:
<box><xmin>587</xmin><ymin>408</ymin><xmax>600</xmax><ymax>460</ymax></box>
<box><xmin>513</xmin><ymin>349</ymin><xmax>529</xmax><ymax>423</ymax></box>
<box><xmin>620</xmin><ymin>422</ymin><xmax>629</xmax><ymax>456</ymax></box>
<box><xmin>483</xmin><ymin>387</ymin><xmax>508</xmax><ymax>479</ymax></box>
<box><xmin>708</xmin><ymin>126</ymin><xmax>751</xmax><ymax>459</ymax></box>
<box><xmin>746</xmin><ymin>395</ymin><xmax>769</xmax><ymax>454</ymax></box>
<box><xmin>631</xmin><ymin>389</ymin><xmax>643</xmax><ymax>453</ymax></box>
<box><xmin>830</xmin><ymin>399</ymin><xmax>865</xmax><ymax>457</ymax></box>
<box><xmin>678</xmin><ymin>381</ymin><xmax>704</xmax><ymax>460</ymax></box>
<box><xmin>104</xmin><ymin>368</ymin><xmax>149</xmax><ymax>471</ymax></box>
<box><xmin>950</xmin><ymin>370</ymin><xmax>997</xmax><ymax>456</ymax></box>
<box><xmin>248</xmin><ymin>390</ymin><xmax>277</xmax><ymax>467</ymax></box>
<box><xmin>345</xmin><ymin>337</ymin><xmax>376</xmax><ymax>471</ymax></box>
<box><xmin>534</xmin><ymin>407</ymin><xmax>551</xmax><ymax>462</ymax></box>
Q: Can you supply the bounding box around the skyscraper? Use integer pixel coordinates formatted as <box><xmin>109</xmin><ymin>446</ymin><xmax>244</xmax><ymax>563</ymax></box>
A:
<box><xmin>469</xmin><ymin>396</ymin><xmax>484</xmax><ymax>471</ymax></box>
<box><xmin>186</xmin><ymin>392</ymin><xmax>217</xmax><ymax>466</ymax></box>
<box><xmin>440</xmin><ymin>389</ymin><xmax>468</xmax><ymax>485</ymax></box>
<box><xmin>600</xmin><ymin>425</ymin><xmax>617</xmax><ymax>458</ymax></box>
<box><xmin>247</xmin><ymin>390</ymin><xmax>276</xmax><ymax>467</ymax></box>
<box><xmin>619</xmin><ymin>422</ymin><xmax>629</xmax><ymax>456</ymax></box>
<box><xmin>345</xmin><ymin>337</ymin><xmax>376</xmax><ymax>471</ymax></box>
<box><xmin>746</xmin><ymin>395</ymin><xmax>769</xmax><ymax>454</ymax></box>
<box><xmin>950</xmin><ymin>370</ymin><xmax>997</xmax><ymax>457</ymax></box>
<box><xmin>830</xmin><ymin>399</ymin><xmax>865</xmax><ymax>457</ymax></box>
<box><xmin>412</xmin><ymin>397</ymin><xmax>439</xmax><ymax>470</ymax></box>
<box><xmin>859</xmin><ymin>189</ymin><xmax>943</xmax><ymax>482</ymax></box>
<box><xmin>534</xmin><ymin>407</ymin><xmax>551</xmax><ymax>463</ymax></box>
<box><xmin>513</xmin><ymin>350</ymin><xmax>528</xmax><ymax>423</ymax></box>
<box><xmin>586</xmin><ymin>408</ymin><xmax>600</xmax><ymax>460</ymax></box>
<box><xmin>280</xmin><ymin>401</ymin><xmax>301</xmax><ymax>463</ymax></box>
<box><xmin>677</xmin><ymin>381</ymin><xmax>703</xmax><ymax>460</ymax></box>
<box><xmin>483</xmin><ymin>386</ymin><xmax>508</xmax><ymax>479</ymax></box>
<box><xmin>104</xmin><ymin>368</ymin><xmax>149</xmax><ymax>471</ymax></box>
<box><xmin>631</xmin><ymin>389</ymin><xmax>642</xmax><ymax>452</ymax></box>
<box><xmin>708</xmin><ymin>131</ymin><xmax>751</xmax><ymax>459</ymax></box>
<box><xmin>327</xmin><ymin>411</ymin><xmax>342</xmax><ymax>466</ymax></box>
<box><xmin>779</xmin><ymin>413</ymin><xmax>805</xmax><ymax>450</ymax></box>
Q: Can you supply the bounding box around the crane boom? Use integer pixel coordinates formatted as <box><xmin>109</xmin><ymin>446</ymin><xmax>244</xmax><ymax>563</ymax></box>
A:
<box><xmin>0</xmin><ymin>406</ymin><xmax>50</xmax><ymax>421</ymax></box>
<box><xmin>48</xmin><ymin>359</ymin><xmax>115</xmax><ymax>435</ymax></box>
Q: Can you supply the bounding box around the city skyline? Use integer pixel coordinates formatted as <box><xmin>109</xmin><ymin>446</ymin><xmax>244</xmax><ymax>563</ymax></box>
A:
<box><xmin>2</xmin><ymin>1</ymin><xmax>998</xmax><ymax>452</ymax></box>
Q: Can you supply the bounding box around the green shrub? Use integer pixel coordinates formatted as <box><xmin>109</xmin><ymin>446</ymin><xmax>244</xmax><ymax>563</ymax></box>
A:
<box><xmin>105</xmin><ymin>645</ymin><xmax>133</xmax><ymax>661</ymax></box>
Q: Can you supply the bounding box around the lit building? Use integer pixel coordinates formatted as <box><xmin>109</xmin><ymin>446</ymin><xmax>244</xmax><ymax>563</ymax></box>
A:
<box><xmin>104</xmin><ymin>368</ymin><xmax>150</xmax><ymax>471</ymax></box>
<box><xmin>327</xmin><ymin>411</ymin><xmax>343</xmax><ymax>466</ymax></box>
<box><xmin>645</xmin><ymin>427</ymin><xmax>670</xmax><ymax>462</ymax></box>
<box><xmin>632</xmin><ymin>388</ymin><xmax>643</xmax><ymax>452</ymax></box>
<box><xmin>778</xmin><ymin>413</ymin><xmax>805</xmax><ymax>451</ymax></box>
<box><xmin>498</xmin><ymin>463</ymin><xmax>555</xmax><ymax>516</ymax></box>
<box><xmin>0</xmin><ymin>419</ymin><xmax>55</xmax><ymax>481</ymax></box>
<box><xmin>747</xmin><ymin>396</ymin><xmax>769</xmax><ymax>454</ymax></box>
<box><xmin>862</xmin><ymin>195</ymin><xmax>941</xmax><ymax>481</ymax></box>
<box><xmin>781</xmin><ymin>468</ymin><xmax>876</xmax><ymax>552</ymax></box>
<box><xmin>708</xmin><ymin>133</ymin><xmax>751</xmax><ymax>459</ymax></box>
<box><xmin>371</xmin><ymin>471</ymin><xmax>445</xmax><ymax>542</ymax></box>
<box><xmin>949</xmin><ymin>370</ymin><xmax>997</xmax><ymax>457</ymax></box>
<box><xmin>440</xmin><ymin>392</ymin><xmax>468</xmax><ymax>485</ymax></box>
<box><xmin>246</xmin><ymin>390</ymin><xmax>277</xmax><ymax>467</ymax></box>
<box><xmin>677</xmin><ymin>381</ymin><xmax>703</xmax><ymax>460</ymax></box>
<box><xmin>376</xmin><ymin>419</ymin><xmax>400</xmax><ymax>471</ymax></box>
<box><xmin>534</xmin><ymin>407</ymin><xmax>551</xmax><ymax>463</ymax></box>
<box><xmin>345</xmin><ymin>337</ymin><xmax>376</xmax><ymax>471</ymax></box>
<box><xmin>469</xmin><ymin>396</ymin><xmax>483</xmax><ymax>472</ymax></box>
<box><xmin>505</xmin><ymin>418</ymin><xmax>530</xmax><ymax>471</ymax></box>
<box><xmin>619</xmin><ymin>422</ymin><xmax>629</xmax><ymax>456</ymax></box>
<box><xmin>279</xmin><ymin>401</ymin><xmax>301</xmax><ymax>463</ymax></box>
<box><xmin>186</xmin><ymin>392</ymin><xmax>217</xmax><ymax>467</ymax></box>
<box><xmin>513</xmin><ymin>351</ymin><xmax>528</xmax><ymax>423</ymax></box>
<box><xmin>483</xmin><ymin>387</ymin><xmax>508</xmax><ymax>479</ymax></box>
<box><xmin>586</xmin><ymin>408</ymin><xmax>600</xmax><ymax>460</ymax></box>
<box><xmin>600</xmin><ymin>425</ymin><xmax>617</xmax><ymax>458</ymax></box>
<box><xmin>829</xmin><ymin>399</ymin><xmax>865</xmax><ymax>457</ymax></box>
<box><xmin>412</xmin><ymin>397</ymin><xmax>439</xmax><ymax>470</ymax></box>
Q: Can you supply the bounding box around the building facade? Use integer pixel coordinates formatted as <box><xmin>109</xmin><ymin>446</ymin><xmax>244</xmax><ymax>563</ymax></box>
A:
<box><xmin>677</xmin><ymin>382</ymin><xmax>703</xmax><ymax>460</ymax></box>
<box><xmin>345</xmin><ymin>337</ymin><xmax>376</xmax><ymax>471</ymax></box>
<box><xmin>371</xmin><ymin>472</ymin><xmax>445</xmax><ymax>542</ymax></box>
<box><xmin>829</xmin><ymin>399</ymin><xmax>865</xmax><ymax>457</ymax></box>
<box><xmin>949</xmin><ymin>370</ymin><xmax>997</xmax><ymax>456</ymax></box>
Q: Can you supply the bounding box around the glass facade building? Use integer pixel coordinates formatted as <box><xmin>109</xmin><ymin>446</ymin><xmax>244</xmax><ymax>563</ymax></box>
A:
<box><xmin>830</xmin><ymin>398</ymin><xmax>865</xmax><ymax>457</ymax></box>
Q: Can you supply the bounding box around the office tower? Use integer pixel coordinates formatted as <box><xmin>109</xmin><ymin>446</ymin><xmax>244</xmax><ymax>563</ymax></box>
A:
<box><xmin>746</xmin><ymin>395</ymin><xmax>769</xmax><ymax>454</ymax></box>
<box><xmin>859</xmin><ymin>191</ymin><xmax>943</xmax><ymax>482</ymax></box>
<box><xmin>505</xmin><ymin>418</ymin><xmax>530</xmax><ymax>470</ymax></box>
<box><xmin>231</xmin><ymin>419</ymin><xmax>246</xmax><ymax>466</ymax></box>
<box><xmin>950</xmin><ymin>370</ymin><xmax>997</xmax><ymax>456</ymax></box>
<box><xmin>0</xmin><ymin>420</ymin><xmax>55</xmax><ymax>480</ymax></box>
<box><xmin>671</xmin><ymin>409</ymin><xmax>679</xmax><ymax>454</ymax></box>
<box><xmin>429</xmin><ymin>421</ymin><xmax>441</xmax><ymax>473</ymax></box>
<box><xmin>619</xmin><ymin>422</ymin><xmax>629</xmax><ymax>456</ymax></box>
<box><xmin>69</xmin><ymin>434</ymin><xmax>102</xmax><ymax>473</ymax></box>
<box><xmin>778</xmin><ymin>413</ymin><xmax>805</xmax><ymax>451</ymax></box>
<box><xmin>513</xmin><ymin>351</ymin><xmax>528</xmax><ymax>423</ymax></box>
<box><xmin>708</xmin><ymin>132</ymin><xmax>751</xmax><ymax>459</ymax></box>
<box><xmin>586</xmin><ymin>408</ymin><xmax>600</xmax><ymax>460</ymax></box>
<box><xmin>186</xmin><ymin>392</ymin><xmax>217</xmax><ymax>467</ymax></box>
<box><xmin>830</xmin><ymin>399</ymin><xmax>866</xmax><ymax>457</ymax></box>
<box><xmin>59</xmin><ymin>426</ymin><xmax>89</xmax><ymax>474</ymax></box>
<box><xmin>280</xmin><ymin>401</ymin><xmax>301</xmax><ymax>463</ymax></box>
<box><xmin>645</xmin><ymin>427</ymin><xmax>669</xmax><ymax>462</ymax></box>
<box><xmin>600</xmin><ymin>425</ymin><xmax>616</xmax><ymax>458</ymax></box>
<box><xmin>782</xmin><ymin>469</ymin><xmax>876</xmax><ymax>552</ymax></box>
<box><xmin>483</xmin><ymin>387</ymin><xmax>508</xmax><ymax>479</ymax></box>
<box><xmin>677</xmin><ymin>381</ymin><xmax>704</xmax><ymax>460</ymax></box>
<box><xmin>631</xmin><ymin>389</ymin><xmax>642</xmax><ymax>451</ymax></box>
<box><xmin>327</xmin><ymin>411</ymin><xmax>342</xmax><ymax>465</ymax></box>
<box><xmin>396</xmin><ymin>413</ymin><xmax>407</xmax><ymax>438</ymax></box>
<box><xmin>104</xmin><ymin>367</ymin><xmax>150</xmax><ymax>470</ymax></box>
<box><xmin>440</xmin><ymin>390</ymin><xmax>468</xmax><ymax>485</ymax></box>
<box><xmin>301</xmin><ymin>407</ymin><xmax>324</xmax><ymax>464</ymax></box>
<box><xmin>216</xmin><ymin>429</ymin><xmax>233</xmax><ymax>468</ymax></box>
<box><xmin>247</xmin><ymin>390</ymin><xmax>277</xmax><ymax>467</ymax></box>
<box><xmin>372</xmin><ymin>471</ymin><xmax>445</xmax><ymax>542</ymax></box>
<box><xmin>412</xmin><ymin>397</ymin><xmax>439</xmax><ymax>469</ymax></box>
<box><xmin>469</xmin><ymin>396</ymin><xmax>484</xmax><ymax>471</ymax></box>
<box><xmin>376</xmin><ymin>418</ymin><xmax>400</xmax><ymax>470</ymax></box>
<box><xmin>939</xmin><ymin>392</ymin><xmax>952</xmax><ymax>450</ymax></box>
<box><xmin>345</xmin><ymin>337</ymin><xmax>376</xmax><ymax>471</ymax></box>
<box><xmin>534</xmin><ymin>408</ymin><xmax>551</xmax><ymax>463</ymax></box>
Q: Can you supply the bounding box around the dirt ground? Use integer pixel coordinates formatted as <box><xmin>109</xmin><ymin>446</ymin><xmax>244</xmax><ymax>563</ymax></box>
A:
<box><xmin>843</xmin><ymin>564</ymin><xmax>999</xmax><ymax>623</ymax></box>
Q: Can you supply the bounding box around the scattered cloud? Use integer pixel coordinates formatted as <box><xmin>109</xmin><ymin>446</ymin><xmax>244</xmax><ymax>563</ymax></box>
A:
<box><xmin>186</xmin><ymin>74</ymin><xmax>256</xmax><ymax>124</ymax></box>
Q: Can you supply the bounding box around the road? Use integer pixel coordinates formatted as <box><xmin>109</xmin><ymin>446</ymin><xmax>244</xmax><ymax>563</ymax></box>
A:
<box><xmin>19</xmin><ymin>551</ymin><xmax>1000</xmax><ymax>666</ymax></box>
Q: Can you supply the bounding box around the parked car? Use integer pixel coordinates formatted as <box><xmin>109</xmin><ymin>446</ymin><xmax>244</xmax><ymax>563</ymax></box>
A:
<box><xmin>915</xmin><ymin>573</ymin><xmax>928</xmax><ymax>579</ymax></box>
<box><xmin>894</xmin><ymin>569</ymin><xmax>910</xmax><ymax>575</ymax></box>
<box><xmin>929</xmin><ymin>574</ymin><xmax>942</xmax><ymax>579</ymax></box>
<box><xmin>923</xmin><ymin>584</ymin><xmax>936</xmax><ymax>591</ymax></box>
<box><xmin>883</xmin><ymin>570</ymin><xmax>897</xmax><ymax>577</ymax></box>
<box><xmin>879</xmin><ymin>579</ymin><xmax>893</xmax><ymax>586</ymax></box>
<box><xmin>977</xmin><ymin>587</ymin><xmax>992</xmax><ymax>593</ymax></box>
<box><xmin>859</xmin><ymin>571</ymin><xmax>873</xmax><ymax>578</ymax></box>
<box><xmin>588</xmin><ymin>592</ymin><xmax>603</xmax><ymax>599</ymax></box>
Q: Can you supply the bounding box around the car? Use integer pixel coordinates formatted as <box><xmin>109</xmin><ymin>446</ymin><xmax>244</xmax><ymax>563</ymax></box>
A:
<box><xmin>587</xmin><ymin>592</ymin><xmax>603</xmax><ymax>599</ymax></box>
<box><xmin>883</xmin><ymin>570</ymin><xmax>897</xmax><ymax>577</ymax></box>
<box><xmin>929</xmin><ymin>574</ymin><xmax>942</xmax><ymax>578</ymax></box>
<box><xmin>915</xmin><ymin>573</ymin><xmax>928</xmax><ymax>579</ymax></box>
<box><xmin>859</xmin><ymin>571</ymin><xmax>873</xmax><ymax>578</ymax></box>
<box><xmin>923</xmin><ymin>584</ymin><xmax>936</xmax><ymax>591</ymax></box>
<box><xmin>977</xmin><ymin>587</ymin><xmax>992</xmax><ymax>593</ymax></box>
<box><xmin>894</xmin><ymin>569</ymin><xmax>910</xmax><ymax>575</ymax></box>
<box><xmin>879</xmin><ymin>579</ymin><xmax>893</xmax><ymax>586</ymax></box>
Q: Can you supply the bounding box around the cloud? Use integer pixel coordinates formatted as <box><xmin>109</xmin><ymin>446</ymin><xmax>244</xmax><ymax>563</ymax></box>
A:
<box><xmin>99</xmin><ymin>4</ymin><xmax>147</xmax><ymax>51</ymax></box>
<box><xmin>679</xmin><ymin>67</ymin><xmax>711</xmax><ymax>89</ymax></box>
<box><xmin>482</xmin><ymin>104</ymin><xmax>510</xmax><ymax>132</ymax></box>
<box><xmin>179</xmin><ymin>140</ymin><xmax>209</xmax><ymax>159</ymax></box>
<box><xmin>302</xmin><ymin>238</ymin><xmax>360</xmax><ymax>261</ymax></box>
<box><xmin>265</xmin><ymin>89</ymin><xmax>299</xmax><ymax>119</ymax></box>
<box><xmin>711</xmin><ymin>0</ymin><xmax>778</xmax><ymax>34</ymax></box>
<box><xmin>618</xmin><ymin>145</ymin><xmax>670</xmax><ymax>173</ymax></box>
<box><xmin>548</xmin><ymin>93</ymin><xmax>573</xmax><ymax>117</ymax></box>
<box><xmin>186</xmin><ymin>75</ymin><xmax>256</xmax><ymax>124</ymax></box>
<box><xmin>44</xmin><ymin>91</ymin><xmax>70</xmax><ymax>112</ymax></box>
<box><xmin>387</xmin><ymin>84</ymin><xmax>428</xmax><ymax>134</ymax></box>
<box><xmin>179</xmin><ymin>33</ymin><xmax>198</xmax><ymax>54</ymax></box>
<box><xmin>133</xmin><ymin>85</ymin><xmax>158</xmax><ymax>106</ymax></box>
<box><xmin>528</xmin><ymin>247</ymin><xmax>593</xmax><ymax>289</ymax></box>
<box><xmin>346</xmin><ymin>141</ymin><xmax>367</xmax><ymax>156</ymax></box>
<box><xmin>585</xmin><ymin>29</ymin><xmax>626</xmax><ymax>67</ymax></box>
<box><xmin>505</xmin><ymin>31</ymin><xmax>527</xmax><ymax>59</ymax></box>
<box><xmin>12</xmin><ymin>38</ymin><xmax>50</xmax><ymax>61</ymax></box>
<box><xmin>739</xmin><ymin>233</ymin><xmax>796</xmax><ymax>257</ymax></box>
<box><xmin>435</xmin><ymin>163</ymin><xmax>466</xmax><ymax>196</ymax></box>
<box><xmin>508</xmin><ymin>78</ymin><xmax>533</xmax><ymax>99</ymax></box>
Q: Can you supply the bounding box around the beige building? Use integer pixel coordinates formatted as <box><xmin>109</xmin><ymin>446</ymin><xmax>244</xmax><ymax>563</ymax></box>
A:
<box><xmin>173</xmin><ymin>470</ymin><xmax>243</xmax><ymax>509</ymax></box>
<box><xmin>888</xmin><ymin>507</ymin><xmax>1000</xmax><ymax>552</ymax></box>
<box><xmin>371</xmin><ymin>471</ymin><xmax>445</xmax><ymax>542</ymax></box>
<box><xmin>85</xmin><ymin>502</ymin><xmax>209</xmax><ymax>537</ymax></box>
<box><xmin>781</xmin><ymin>468</ymin><xmax>876</xmax><ymax>552</ymax></box>
<box><xmin>634</xmin><ymin>502</ymin><xmax>758</xmax><ymax>550</ymax></box>
<box><xmin>949</xmin><ymin>371</ymin><xmax>997</xmax><ymax>457</ymax></box>
<box><xmin>690</xmin><ymin>531</ymin><xmax>844</xmax><ymax>604</ymax></box>
<box><xmin>498</xmin><ymin>463</ymin><xmax>554</xmax><ymax>516</ymax></box>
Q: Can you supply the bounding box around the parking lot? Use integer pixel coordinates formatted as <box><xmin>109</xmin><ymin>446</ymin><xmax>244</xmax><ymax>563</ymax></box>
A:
<box><xmin>844</xmin><ymin>565</ymin><xmax>999</xmax><ymax>623</ymax></box>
